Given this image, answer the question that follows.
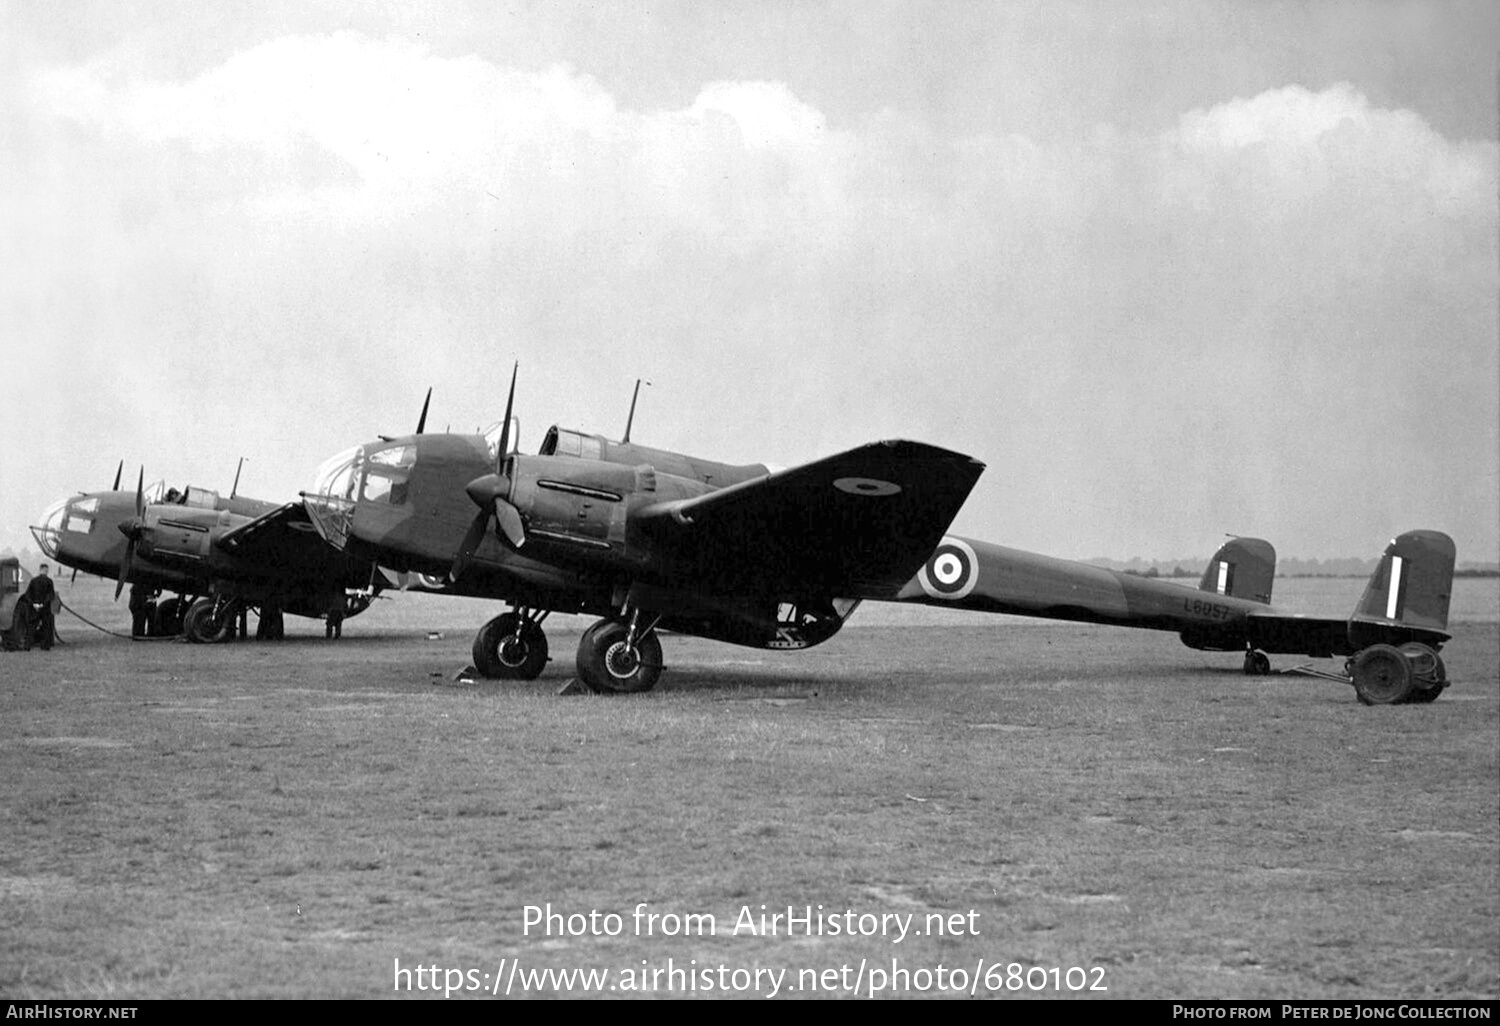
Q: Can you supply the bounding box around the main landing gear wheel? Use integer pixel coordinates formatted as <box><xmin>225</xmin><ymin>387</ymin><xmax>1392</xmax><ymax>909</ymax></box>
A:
<box><xmin>576</xmin><ymin>619</ymin><xmax>662</xmax><ymax>694</ymax></box>
<box><xmin>1399</xmin><ymin>642</ymin><xmax>1447</xmax><ymax>704</ymax></box>
<box><xmin>1351</xmin><ymin>644</ymin><xmax>1416</xmax><ymax>706</ymax></box>
<box><xmin>1242</xmin><ymin>649</ymin><xmax>1271</xmax><ymax>676</ymax></box>
<box><xmin>183</xmin><ymin>597</ymin><xmax>230</xmax><ymax>644</ymax></box>
<box><xmin>473</xmin><ymin>612</ymin><xmax>549</xmax><ymax>680</ymax></box>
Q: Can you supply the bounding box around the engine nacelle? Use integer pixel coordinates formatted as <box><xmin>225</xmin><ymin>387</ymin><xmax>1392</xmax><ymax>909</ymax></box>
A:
<box><xmin>508</xmin><ymin>456</ymin><xmax>644</xmax><ymax>561</ymax></box>
<box><xmin>137</xmin><ymin>507</ymin><xmax>232</xmax><ymax>567</ymax></box>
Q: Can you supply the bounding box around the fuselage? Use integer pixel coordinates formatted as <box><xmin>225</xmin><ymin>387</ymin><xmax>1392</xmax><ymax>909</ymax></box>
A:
<box><xmin>303</xmin><ymin>425</ymin><xmax>772</xmax><ymax>617</ymax></box>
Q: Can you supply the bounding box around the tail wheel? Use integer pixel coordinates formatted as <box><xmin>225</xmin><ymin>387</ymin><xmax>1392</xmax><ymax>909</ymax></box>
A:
<box><xmin>1399</xmin><ymin>643</ymin><xmax>1447</xmax><ymax>703</ymax></box>
<box><xmin>183</xmin><ymin>597</ymin><xmax>230</xmax><ymax>644</ymax></box>
<box><xmin>473</xmin><ymin>612</ymin><xmax>548</xmax><ymax>680</ymax></box>
<box><xmin>1351</xmin><ymin>644</ymin><xmax>1415</xmax><ymax>705</ymax></box>
<box><xmin>577</xmin><ymin>619</ymin><xmax>662</xmax><ymax>694</ymax></box>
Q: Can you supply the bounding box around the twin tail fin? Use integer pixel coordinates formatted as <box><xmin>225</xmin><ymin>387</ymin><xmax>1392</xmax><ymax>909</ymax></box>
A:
<box><xmin>1199</xmin><ymin>537</ymin><xmax>1276</xmax><ymax>605</ymax></box>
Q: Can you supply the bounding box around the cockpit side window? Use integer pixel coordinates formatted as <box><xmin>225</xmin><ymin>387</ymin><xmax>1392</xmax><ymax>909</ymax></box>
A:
<box><xmin>360</xmin><ymin>444</ymin><xmax>415</xmax><ymax>505</ymax></box>
<box><xmin>64</xmin><ymin>496</ymin><xmax>100</xmax><ymax>534</ymax></box>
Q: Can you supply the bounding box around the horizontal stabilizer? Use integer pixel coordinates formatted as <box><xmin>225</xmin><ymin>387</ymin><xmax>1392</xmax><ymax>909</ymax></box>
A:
<box><xmin>1199</xmin><ymin>537</ymin><xmax>1275</xmax><ymax>605</ymax></box>
<box><xmin>1351</xmin><ymin>530</ymin><xmax>1455</xmax><ymax>633</ymax></box>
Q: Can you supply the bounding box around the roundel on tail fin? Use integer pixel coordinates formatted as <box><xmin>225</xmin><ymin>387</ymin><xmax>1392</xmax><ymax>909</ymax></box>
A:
<box><xmin>917</xmin><ymin>537</ymin><xmax>978</xmax><ymax>600</ymax></box>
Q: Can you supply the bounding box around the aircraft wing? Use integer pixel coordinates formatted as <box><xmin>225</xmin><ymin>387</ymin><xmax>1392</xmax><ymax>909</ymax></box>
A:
<box><xmin>216</xmin><ymin>502</ymin><xmax>369</xmax><ymax>584</ymax></box>
<box><xmin>633</xmin><ymin>440</ymin><xmax>984</xmax><ymax>596</ymax></box>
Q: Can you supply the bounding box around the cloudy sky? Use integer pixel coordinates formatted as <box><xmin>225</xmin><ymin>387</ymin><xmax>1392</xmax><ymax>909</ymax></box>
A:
<box><xmin>3</xmin><ymin>1</ymin><xmax>1496</xmax><ymax>566</ymax></box>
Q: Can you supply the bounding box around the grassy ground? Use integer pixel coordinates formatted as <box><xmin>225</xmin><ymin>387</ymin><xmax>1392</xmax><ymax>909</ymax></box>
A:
<box><xmin>1</xmin><ymin>584</ymin><xmax>1495</xmax><ymax>1000</ymax></box>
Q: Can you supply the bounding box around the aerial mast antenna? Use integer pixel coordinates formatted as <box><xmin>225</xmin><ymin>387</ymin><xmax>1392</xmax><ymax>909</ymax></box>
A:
<box><xmin>622</xmin><ymin>379</ymin><xmax>652</xmax><ymax>443</ymax></box>
<box><xmin>231</xmin><ymin>457</ymin><xmax>247</xmax><ymax>498</ymax></box>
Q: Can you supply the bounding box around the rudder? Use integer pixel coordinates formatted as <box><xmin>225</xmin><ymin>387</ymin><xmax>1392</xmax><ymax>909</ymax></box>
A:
<box><xmin>1199</xmin><ymin>537</ymin><xmax>1275</xmax><ymax>605</ymax></box>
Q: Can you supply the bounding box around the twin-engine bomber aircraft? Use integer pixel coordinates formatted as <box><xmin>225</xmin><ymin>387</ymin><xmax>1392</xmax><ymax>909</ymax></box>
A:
<box><xmin>301</xmin><ymin>372</ymin><xmax>1455</xmax><ymax>704</ymax></box>
<box><xmin>33</xmin><ymin>465</ymin><xmax>386</xmax><ymax>641</ymax></box>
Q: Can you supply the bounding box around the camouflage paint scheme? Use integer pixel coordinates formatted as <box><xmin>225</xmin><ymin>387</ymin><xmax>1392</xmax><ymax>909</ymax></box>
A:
<box><xmin>302</xmin><ymin>383</ymin><xmax>1454</xmax><ymax>701</ymax></box>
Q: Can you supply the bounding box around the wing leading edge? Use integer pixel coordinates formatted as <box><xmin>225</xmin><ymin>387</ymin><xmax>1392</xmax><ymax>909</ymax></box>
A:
<box><xmin>633</xmin><ymin>440</ymin><xmax>985</xmax><ymax>597</ymax></box>
<box><xmin>216</xmin><ymin>502</ymin><xmax>364</xmax><ymax>583</ymax></box>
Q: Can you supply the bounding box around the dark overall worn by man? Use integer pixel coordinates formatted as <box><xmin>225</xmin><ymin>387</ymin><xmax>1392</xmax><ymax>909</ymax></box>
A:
<box><xmin>24</xmin><ymin>564</ymin><xmax>58</xmax><ymax>650</ymax></box>
<box><xmin>128</xmin><ymin>583</ymin><xmax>157</xmax><ymax>637</ymax></box>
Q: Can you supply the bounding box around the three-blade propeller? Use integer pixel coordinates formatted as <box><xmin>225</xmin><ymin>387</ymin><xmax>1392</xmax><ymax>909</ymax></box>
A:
<box><xmin>450</xmin><ymin>363</ymin><xmax>525</xmax><ymax>582</ymax></box>
<box><xmin>114</xmin><ymin>467</ymin><xmax>145</xmax><ymax>599</ymax></box>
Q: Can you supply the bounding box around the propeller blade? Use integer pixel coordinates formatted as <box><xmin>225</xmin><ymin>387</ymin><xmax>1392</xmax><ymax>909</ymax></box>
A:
<box><xmin>450</xmin><ymin>366</ymin><xmax>524</xmax><ymax>578</ymax></box>
<box><xmin>115</xmin><ymin>467</ymin><xmax>148</xmax><ymax>598</ymax></box>
<box><xmin>115</xmin><ymin>538</ymin><xmax>135</xmax><ymax>600</ymax></box>
<box><xmin>112</xmin><ymin>460</ymin><xmax>123</xmax><ymax>491</ymax></box>
<box><xmin>496</xmin><ymin>362</ymin><xmax>517</xmax><ymax>471</ymax></box>
<box><xmin>449</xmin><ymin>510</ymin><xmax>493</xmax><ymax>583</ymax></box>
<box><xmin>416</xmin><ymin>387</ymin><xmax>432</xmax><ymax>435</ymax></box>
<box><xmin>494</xmin><ymin>501</ymin><xmax>526</xmax><ymax>548</ymax></box>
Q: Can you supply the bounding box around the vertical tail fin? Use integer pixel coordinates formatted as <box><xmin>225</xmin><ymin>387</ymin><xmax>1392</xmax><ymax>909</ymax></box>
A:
<box><xmin>1200</xmin><ymin>537</ymin><xmax>1276</xmax><ymax>604</ymax></box>
<box><xmin>1352</xmin><ymin>530</ymin><xmax>1455</xmax><ymax>631</ymax></box>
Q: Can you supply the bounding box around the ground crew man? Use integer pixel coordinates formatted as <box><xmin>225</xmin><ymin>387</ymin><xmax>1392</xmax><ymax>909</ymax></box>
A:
<box><xmin>23</xmin><ymin>563</ymin><xmax>58</xmax><ymax>650</ymax></box>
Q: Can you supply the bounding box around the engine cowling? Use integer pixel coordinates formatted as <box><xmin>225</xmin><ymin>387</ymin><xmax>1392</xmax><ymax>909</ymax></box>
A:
<box><xmin>135</xmin><ymin>507</ymin><xmax>229</xmax><ymax>567</ymax></box>
<box><xmin>507</xmin><ymin>456</ymin><xmax>645</xmax><ymax>562</ymax></box>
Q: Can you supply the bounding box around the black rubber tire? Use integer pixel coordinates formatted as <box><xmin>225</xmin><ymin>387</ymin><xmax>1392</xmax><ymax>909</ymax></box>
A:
<box><xmin>576</xmin><ymin>619</ymin><xmax>662</xmax><ymax>694</ymax></box>
<box><xmin>473</xmin><ymin>613</ymin><xmax>548</xmax><ymax>680</ymax></box>
<box><xmin>1243</xmin><ymin>650</ymin><xmax>1271</xmax><ymax>676</ymax></box>
<box><xmin>183</xmin><ymin>597</ymin><xmax>230</xmax><ymax>644</ymax></box>
<box><xmin>1351</xmin><ymin>644</ymin><xmax>1415</xmax><ymax>705</ymax></box>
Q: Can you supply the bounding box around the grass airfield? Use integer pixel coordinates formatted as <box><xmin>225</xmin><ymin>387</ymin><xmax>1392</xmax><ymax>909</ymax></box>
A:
<box><xmin>2</xmin><ymin>581</ymin><xmax>1496</xmax><ymax>1000</ymax></box>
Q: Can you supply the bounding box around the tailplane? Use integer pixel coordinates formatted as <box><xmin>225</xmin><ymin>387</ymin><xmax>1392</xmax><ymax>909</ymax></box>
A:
<box><xmin>1351</xmin><ymin>530</ymin><xmax>1455</xmax><ymax>633</ymax></box>
<box><xmin>1199</xmin><ymin>537</ymin><xmax>1275</xmax><ymax>605</ymax></box>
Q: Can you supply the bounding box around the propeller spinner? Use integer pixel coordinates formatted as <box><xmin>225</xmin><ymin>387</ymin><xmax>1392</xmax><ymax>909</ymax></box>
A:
<box><xmin>450</xmin><ymin>364</ymin><xmax>525</xmax><ymax>582</ymax></box>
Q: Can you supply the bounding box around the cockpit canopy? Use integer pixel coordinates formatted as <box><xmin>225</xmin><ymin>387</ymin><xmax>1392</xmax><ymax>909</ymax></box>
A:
<box><xmin>539</xmin><ymin>426</ymin><xmax>603</xmax><ymax>460</ymax></box>
<box><xmin>32</xmin><ymin>495</ymin><xmax>100</xmax><ymax>557</ymax></box>
<box><xmin>153</xmin><ymin>484</ymin><xmax>221</xmax><ymax>508</ymax></box>
<box><xmin>308</xmin><ymin>442</ymin><xmax>417</xmax><ymax>505</ymax></box>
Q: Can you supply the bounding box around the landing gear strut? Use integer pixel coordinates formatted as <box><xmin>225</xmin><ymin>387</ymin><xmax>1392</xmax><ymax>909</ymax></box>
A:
<box><xmin>473</xmin><ymin>609</ymin><xmax>550</xmax><ymax>680</ymax></box>
<box><xmin>576</xmin><ymin>611</ymin><xmax>662</xmax><ymax>693</ymax></box>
